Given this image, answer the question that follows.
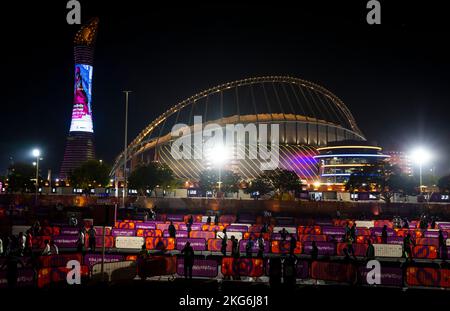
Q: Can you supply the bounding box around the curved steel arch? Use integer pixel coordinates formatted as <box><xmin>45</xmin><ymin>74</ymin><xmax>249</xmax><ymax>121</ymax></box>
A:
<box><xmin>112</xmin><ymin>76</ymin><xmax>363</xmax><ymax>174</ymax></box>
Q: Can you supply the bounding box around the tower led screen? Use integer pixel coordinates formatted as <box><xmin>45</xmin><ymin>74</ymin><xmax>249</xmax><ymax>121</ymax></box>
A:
<box><xmin>69</xmin><ymin>64</ymin><xmax>94</xmax><ymax>133</ymax></box>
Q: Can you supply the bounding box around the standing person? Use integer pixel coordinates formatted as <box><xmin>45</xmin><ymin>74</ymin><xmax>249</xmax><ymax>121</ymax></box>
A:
<box><xmin>214</xmin><ymin>214</ymin><xmax>219</xmax><ymax>226</ymax></box>
<box><xmin>77</xmin><ymin>229</ymin><xmax>85</xmax><ymax>253</ymax></box>
<box><xmin>42</xmin><ymin>240</ymin><xmax>51</xmax><ymax>256</ymax></box>
<box><xmin>231</xmin><ymin>236</ymin><xmax>239</xmax><ymax>258</ymax></box>
<box><xmin>310</xmin><ymin>241</ymin><xmax>318</xmax><ymax>260</ymax></box>
<box><xmin>438</xmin><ymin>230</ymin><xmax>447</xmax><ymax>260</ymax></box>
<box><xmin>257</xmin><ymin>235</ymin><xmax>265</xmax><ymax>258</ymax></box>
<box><xmin>381</xmin><ymin>225</ymin><xmax>388</xmax><ymax>244</ymax></box>
<box><xmin>24</xmin><ymin>230</ymin><xmax>33</xmax><ymax>256</ymax></box>
<box><xmin>188</xmin><ymin>215</ymin><xmax>194</xmax><ymax>227</ymax></box>
<box><xmin>88</xmin><ymin>227</ymin><xmax>96</xmax><ymax>252</ymax></box>
<box><xmin>346</xmin><ymin>236</ymin><xmax>357</xmax><ymax>260</ymax></box>
<box><xmin>206</xmin><ymin>216</ymin><xmax>211</xmax><ymax>225</ymax></box>
<box><xmin>366</xmin><ymin>239</ymin><xmax>375</xmax><ymax>259</ymax></box>
<box><xmin>220</xmin><ymin>229</ymin><xmax>228</xmax><ymax>256</ymax></box>
<box><xmin>18</xmin><ymin>232</ymin><xmax>26</xmax><ymax>256</ymax></box>
<box><xmin>245</xmin><ymin>237</ymin><xmax>254</xmax><ymax>257</ymax></box>
<box><xmin>279</xmin><ymin>228</ymin><xmax>288</xmax><ymax>241</ymax></box>
<box><xmin>403</xmin><ymin>233</ymin><xmax>414</xmax><ymax>261</ymax></box>
<box><xmin>168</xmin><ymin>221</ymin><xmax>176</xmax><ymax>238</ymax></box>
<box><xmin>289</xmin><ymin>234</ymin><xmax>297</xmax><ymax>257</ymax></box>
<box><xmin>1</xmin><ymin>253</ymin><xmax>24</xmax><ymax>288</ymax></box>
<box><xmin>50</xmin><ymin>240</ymin><xmax>59</xmax><ymax>255</ymax></box>
<box><xmin>0</xmin><ymin>236</ymin><xmax>3</xmax><ymax>256</ymax></box>
<box><xmin>350</xmin><ymin>224</ymin><xmax>357</xmax><ymax>242</ymax></box>
<box><xmin>181</xmin><ymin>242</ymin><xmax>194</xmax><ymax>280</ymax></box>
<box><xmin>344</xmin><ymin>222</ymin><xmax>351</xmax><ymax>241</ymax></box>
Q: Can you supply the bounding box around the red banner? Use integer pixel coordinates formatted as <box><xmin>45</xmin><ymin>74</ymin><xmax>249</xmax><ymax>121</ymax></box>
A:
<box><xmin>38</xmin><ymin>254</ymin><xmax>83</xmax><ymax>268</ymax></box>
<box><xmin>190</xmin><ymin>231</ymin><xmax>216</xmax><ymax>240</ymax></box>
<box><xmin>201</xmin><ymin>224</ymin><xmax>225</xmax><ymax>232</ymax></box>
<box><xmin>297</xmin><ymin>226</ymin><xmax>322</xmax><ymax>235</ymax></box>
<box><xmin>270</xmin><ymin>241</ymin><xmax>302</xmax><ymax>254</ymax></box>
<box><xmin>37</xmin><ymin>266</ymin><xmax>89</xmax><ymax>288</ymax></box>
<box><xmin>145</xmin><ymin>237</ymin><xmax>175</xmax><ymax>250</ymax></box>
<box><xmin>96</xmin><ymin>236</ymin><xmax>114</xmax><ymax>248</ymax></box>
<box><xmin>297</xmin><ymin>234</ymin><xmax>327</xmax><ymax>242</ymax></box>
<box><xmin>207</xmin><ymin>239</ymin><xmax>232</xmax><ymax>252</ymax></box>
<box><xmin>406</xmin><ymin>266</ymin><xmax>450</xmax><ymax>288</ymax></box>
<box><xmin>116</xmin><ymin>221</ymin><xmax>136</xmax><ymax>229</ymax></box>
<box><xmin>136</xmin><ymin>229</ymin><xmax>162</xmax><ymax>237</ymax></box>
<box><xmin>415</xmin><ymin>238</ymin><xmax>439</xmax><ymax>247</ymax></box>
<box><xmin>311</xmin><ymin>261</ymin><xmax>357</xmax><ymax>283</ymax></box>
<box><xmin>336</xmin><ymin>243</ymin><xmax>368</xmax><ymax>257</ymax></box>
<box><xmin>243</xmin><ymin>232</ymin><xmax>270</xmax><ymax>240</ymax></box>
<box><xmin>412</xmin><ymin>245</ymin><xmax>438</xmax><ymax>259</ymax></box>
<box><xmin>32</xmin><ymin>236</ymin><xmax>51</xmax><ymax>249</ymax></box>
<box><xmin>41</xmin><ymin>226</ymin><xmax>60</xmax><ymax>236</ymax></box>
<box><xmin>221</xmin><ymin>257</ymin><xmax>264</xmax><ymax>277</ymax></box>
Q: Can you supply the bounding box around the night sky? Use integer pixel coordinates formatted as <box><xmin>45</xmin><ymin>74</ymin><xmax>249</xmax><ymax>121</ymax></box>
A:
<box><xmin>1</xmin><ymin>1</ymin><xmax>449</xmax><ymax>177</ymax></box>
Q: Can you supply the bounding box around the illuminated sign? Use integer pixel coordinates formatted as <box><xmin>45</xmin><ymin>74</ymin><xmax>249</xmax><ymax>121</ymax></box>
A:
<box><xmin>69</xmin><ymin>64</ymin><xmax>94</xmax><ymax>133</ymax></box>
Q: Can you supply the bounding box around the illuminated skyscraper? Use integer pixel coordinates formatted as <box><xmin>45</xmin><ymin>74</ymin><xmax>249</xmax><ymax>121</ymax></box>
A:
<box><xmin>60</xmin><ymin>18</ymin><xmax>99</xmax><ymax>179</ymax></box>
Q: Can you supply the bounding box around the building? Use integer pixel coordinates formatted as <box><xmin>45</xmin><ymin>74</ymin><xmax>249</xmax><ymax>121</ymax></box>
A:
<box><xmin>314</xmin><ymin>141</ymin><xmax>390</xmax><ymax>190</ymax></box>
<box><xmin>384</xmin><ymin>151</ymin><xmax>413</xmax><ymax>176</ymax></box>
<box><xmin>111</xmin><ymin>76</ymin><xmax>367</xmax><ymax>183</ymax></box>
<box><xmin>59</xmin><ymin>18</ymin><xmax>99</xmax><ymax>179</ymax></box>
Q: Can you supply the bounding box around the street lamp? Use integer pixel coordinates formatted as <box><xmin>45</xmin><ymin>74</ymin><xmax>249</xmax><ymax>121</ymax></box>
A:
<box><xmin>32</xmin><ymin>148</ymin><xmax>41</xmax><ymax>205</ymax></box>
<box><xmin>411</xmin><ymin>147</ymin><xmax>432</xmax><ymax>193</ymax></box>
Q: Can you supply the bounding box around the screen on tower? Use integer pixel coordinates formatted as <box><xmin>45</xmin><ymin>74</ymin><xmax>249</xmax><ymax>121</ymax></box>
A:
<box><xmin>69</xmin><ymin>64</ymin><xmax>94</xmax><ymax>133</ymax></box>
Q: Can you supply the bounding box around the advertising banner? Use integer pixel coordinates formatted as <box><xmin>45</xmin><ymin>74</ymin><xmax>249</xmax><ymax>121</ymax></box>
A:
<box><xmin>52</xmin><ymin>235</ymin><xmax>78</xmax><ymax>248</ymax></box>
<box><xmin>94</xmin><ymin>226</ymin><xmax>112</xmax><ymax>236</ymax></box>
<box><xmin>220</xmin><ymin>215</ymin><xmax>237</xmax><ymax>224</ymax></box>
<box><xmin>178</xmin><ymin>223</ymin><xmax>202</xmax><ymax>231</ymax></box>
<box><xmin>303</xmin><ymin>242</ymin><xmax>336</xmax><ymax>256</ymax></box>
<box><xmin>39</xmin><ymin>253</ymin><xmax>82</xmax><ymax>268</ymax></box>
<box><xmin>176</xmin><ymin>257</ymin><xmax>219</xmax><ymax>278</ymax></box>
<box><xmin>166</xmin><ymin>214</ymin><xmax>185</xmax><ymax>222</ymax></box>
<box><xmin>311</xmin><ymin>261</ymin><xmax>357</xmax><ymax>283</ymax></box>
<box><xmin>297</xmin><ymin>226</ymin><xmax>322</xmax><ymax>235</ymax></box>
<box><xmin>415</xmin><ymin>238</ymin><xmax>439</xmax><ymax>247</ymax></box>
<box><xmin>424</xmin><ymin>230</ymin><xmax>448</xmax><ymax>239</ymax></box>
<box><xmin>273</xmin><ymin>226</ymin><xmax>297</xmax><ymax>234</ymax></box>
<box><xmin>190</xmin><ymin>231</ymin><xmax>216</xmax><ymax>240</ymax></box>
<box><xmin>69</xmin><ymin>64</ymin><xmax>94</xmax><ymax>133</ymax></box>
<box><xmin>270</xmin><ymin>240</ymin><xmax>302</xmax><ymax>254</ymax></box>
<box><xmin>60</xmin><ymin>227</ymin><xmax>79</xmax><ymax>235</ymax></box>
<box><xmin>355</xmin><ymin>220</ymin><xmax>375</xmax><ymax>228</ymax></box>
<box><xmin>221</xmin><ymin>257</ymin><xmax>264</xmax><ymax>277</ymax></box>
<box><xmin>298</xmin><ymin>234</ymin><xmax>327</xmax><ymax>242</ymax></box>
<box><xmin>322</xmin><ymin>226</ymin><xmax>345</xmax><ymax>236</ymax></box>
<box><xmin>136</xmin><ymin>222</ymin><xmax>157</xmax><ymax>230</ymax></box>
<box><xmin>137</xmin><ymin>229</ymin><xmax>162</xmax><ymax>237</ymax></box>
<box><xmin>145</xmin><ymin>237</ymin><xmax>175</xmax><ymax>250</ymax></box>
<box><xmin>0</xmin><ymin>268</ymin><xmax>35</xmax><ymax>288</ymax></box>
<box><xmin>413</xmin><ymin>245</ymin><xmax>438</xmax><ymax>259</ymax></box>
<box><xmin>406</xmin><ymin>266</ymin><xmax>450</xmax><ymax>288</ymax></box>
<box><xmin>115</xmin><ymin>236</ymin><xmax>144</xmax><ymax>249</ymax></box>
<box><xmin>358</xmin><ymin>264</ymin><xmax>403</xmax><ymax>287</ymax></box>
<box><xmin>226</xmin><ymin>225</ymin><xmax>249</xmax><ymax>233</ymax></box>
<box><xmin>373</xmin><ymin>244</ymin><xmax>403</xmax><ymax>258</ymax></box>
<box><xmin>38</xmin><ymin>266</ymin><xmax>89</xmax><ymax>288</ymax></box>
<box><xmin>216</xmin><ymin>231</ymin><xmax>243</xmax><ymax>241</ymax></box>
<box><xmin>271</xmin><ymin>233</ymin><xmax>296</xmax><ymax>241</ymax></box>
<box><xmin>176</xmin><ymin>238</ymin><xmax>206</xmax><ymax>251</ymax></box>
<box><xmin>239</xmin><ymin>240</ymin><xmax>270</xmax><ymax>253</ymax></box>
<box><xmin>163</xmin><ymin>230</ymin><xmax>188</xmax><ymax>238</ymax></box>
<box><xmin>112</xmin><ymin>229</ymin><xmax>136</xmax><ymax>237</ymax></box>
<box><xmin>371</xmin><ymin>227</ymin><xmax>395</xmax><ymax>237</ymax></box>
<box><xmin>336</xmin><ymin>243</ymin><xmax>367</xmax><ymax>257</ymax></box>
<box><xmin>42</xmin><ymin>226</ymin><xmax>60</xmax><ymax>236</ymax></box>
<box><xmin>243</xmin><ymin>232</ymin><xmax>270</xmax><ymax>240</ymax></box>
<box><xmin>207</xmin><ymin>239</ymin><xmax>232</xmax><ymax>252</ymax></box>
<box><xmin>83</xmin><ymin>254</ymin><xmax>124</xmax><ymax>268</ymax></box>
<box><xmin>116</xmin><ymin>221</ymin><xmax>135</xmax><ymax>229</ymax></box>
<box><xmin>96</xmin><ymin>235</ymin><xmax>115</xmax><ymax>248</ymax></box>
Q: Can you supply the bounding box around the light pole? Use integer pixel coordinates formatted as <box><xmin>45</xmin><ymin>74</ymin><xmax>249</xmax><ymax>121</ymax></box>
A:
<box><xmin>123</xmin><ymin>91</ymin><xmax>131</xmax><ymax>207</ymax></box>
<box><xmin>411</xmin><ymin>147</ymin><xmax>431</xmax><ymax>194</ymax></box>
<box><xmin>32</xmin><ymin>148</ymin><xmax>40</xmax><ymax>205</ymax></box>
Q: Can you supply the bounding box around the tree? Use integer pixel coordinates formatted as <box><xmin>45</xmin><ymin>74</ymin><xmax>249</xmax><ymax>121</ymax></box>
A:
<box><xmin>244</xmin><ymin>174</ymin><xmax>274</xmax><ymax>198</ymax></box>
<box><xmin>128</xmin><ymin>162</ymin><xmax>176</xmax><ymax>196</ymax></box>
<box><xmin>219</xmin><ymin>170</ymin><xmax>241</xmax><ymax>194</ymax></box>
<box><xmin>267</xmin><ymin>168</ymin><xmax>302</xmax><ymax>198</ymax></box>
<box><xmin>7</xmin><ymin>162</ymin><xmax>37</xmax><ymax>193</ymax></box>
<box><xmin>68</xmin><ymin>160</ymin><xmax>111</xmax><ymax>194</ymax></box>
<box><xmin>438</xmin><ymin>175</ymin><xmax>450</xmax><ymax>193</ymax></box>
<box><xmin>198</xmin><ymin>169</ymin><xmax>241</xmax><ymax>195</ymax></box>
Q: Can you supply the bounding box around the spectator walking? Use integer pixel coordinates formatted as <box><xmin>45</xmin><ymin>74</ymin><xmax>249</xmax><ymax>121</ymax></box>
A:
<box><xmin>289</xmin><ymin>234</ymin><xmax>297</xmax><ymax>256</ymax></box>
<box><xmin>18</xmin><ymin>232</ymin><xmax>26</xmax><ymax>256</ymax></box>
<box><xmin>381</xmin><ymin>225</ymin><xmax>388</xmax><ymax>244</ymax></box>
<box><xmin>25</xmin><ymin>230</ymin><xmax>33</xmax><ymax>256</ymax></box>
<box><xmin>42</xmin><ymin>240</ymin><xmax>51</xmax><ymax>256</ymax></box>
<box><xmin>403</xmin><ymin>233</ymin><xmax>414</xmax><ymax>261</ymax></box>
<box><xmin>220</xmin><ymin>229</ymin><xmax>228</xmax><ymax>256</ymax></box>
<box><xmin>50</xmin><ymin>240</ymin><xmax>59</xmax><ymax>255</ymax></box>
<box><xmin>257</xmin><ymin>235</ymin><xmax>265</xmax><ymax>258</ymax></box>
<box><xmin>310</xmin><ymin>241</ymin><xmax>318</xmax><ymax>260</ymax></box>
<box><xmin>206</xmin><ymin>216</ymin><xmax>211</xmax><ymax>225</ymax></box>
<box><xmin>77</xmin><ymin>229</ymin><xmax>85</xmax><ymax>253</ymax></box>
<box><xmin>279</xmin><ymin>228</ymin><xmax>288</xmax><ymax>241</ymax></box>
<box><xmin>88</xmin><ymin>227</ymin><xmax>96</xmax><ymax>252</ymax></box>
<box><xmin>231</xmin><ymin>236</ymin><xmax>239</xmax><ymax>258</ymax></box>
<box><xmin>245</xmin><ymin>237</ymin><xmax>254</xmax><ymax>257</ymax></box>
<box><xmin>181</xmin><ymin>242</ymin><xmax>195</xmax><ymax>280</ymax></box>
<box><xmin>366</xmin><ymin>239</ymin><xmax>375</xmax><ymax>259</ymax></box>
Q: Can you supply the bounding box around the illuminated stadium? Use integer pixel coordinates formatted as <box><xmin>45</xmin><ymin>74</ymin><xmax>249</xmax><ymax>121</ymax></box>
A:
<box><xmin>112</xmin><ymin>76</ymin><xmax>366</xmax><ymax>181</ymax></box>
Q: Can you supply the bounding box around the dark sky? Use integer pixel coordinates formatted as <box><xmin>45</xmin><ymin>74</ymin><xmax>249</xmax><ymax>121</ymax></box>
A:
<box><xmin>1</xmin><ymin>1</ymin><xmax>449</xmax><ymax>177</ymax></box>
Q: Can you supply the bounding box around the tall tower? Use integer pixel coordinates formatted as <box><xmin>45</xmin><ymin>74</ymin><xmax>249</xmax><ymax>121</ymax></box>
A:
<box><xmin>60</xmin><ymin>18</ymin><xmax>99</xmax><ymax>179</ymax></box>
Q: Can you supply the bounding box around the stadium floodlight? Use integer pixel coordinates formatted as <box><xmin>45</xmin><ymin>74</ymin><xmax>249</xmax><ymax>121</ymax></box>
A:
<box><xmin>31</xmin><ymin>148</ymin><xmax>41</xmax><ymax>205</ymax></box>
<box><xmin>410</xmin><ymin>147</ymin><xmax>432</xmax><ymax>193</ymax></box>
<box><xmin>206</xmin><ymin>143</ymin><xmax>230</xmax><ymax>167</ymax></box>
<box><xmin>32</xmin><ymin>148</ymin><xmax>41</xmax><ymax>158</ymax></box>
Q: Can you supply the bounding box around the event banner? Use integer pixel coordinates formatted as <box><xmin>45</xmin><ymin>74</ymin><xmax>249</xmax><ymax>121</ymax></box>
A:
<box><xmin>321</xmin><ymin>226</ymin><xmax>346</xmax><ymax>236</ymax></box>
<box><xmin>226</xmin><ymin>225</ymin><xmax>250</xmax><ymax>233</ymax></box>
<box><xmin>297</xmin><ymin>234</ymin><xmax>327</xmax><ymax>242</ymax></box>
<box><xmin>38</xmin><ymin>266</ymin><xmax>89</xmax><ymax>288</ymax></box>
<box><xmin>373</xmin><ymin>244</ymin><xmax>403</xmax><ymax>258</ymax></box>
<box><xmin>270</xmin><ymin>241</ymin><xmax>302</xmax><ymax>254</ymax></box>
<box><xmin>413</xmin><ymin>245</ymin><xmax>438</xmax><ymax>259</ymax></box>
<box><xmin>112</xmin><ymin>229</ymin><xmax>136</xmax><ymax>237</ymax></box>
<box><xmin>60</xmin><ymin>227</ymin><xmax>79</xmax><ymax>235</ymax></box>
<box><xmin>221</xmin><ymin>257</ymin><xmax>264</xmax><ymax>277</ymax></box>
<box><xmin>415</xmin><ymin>238</ymin><xmax>439</xmax><ymax>247</ymax></box>
<box><xmin>311</xmin><ymin>261</ymin><xmax>357</xmax><ymax>283</ymax></box>
<box><xmin>371</xmin><ymin>227</ymin><xmax>395</xmax><ymax>237</ymax></box>
<box><xmin>424</xmin><ymin>230</ymin><xmax>448</xmax><ymax>239</ymax></box>
<box><xmin>176</xmin><ymin>238</ymin><xmax>206</xmax><ymax>251</ymax></box>
<box><xmin>336</xmin><ymin>243</ymin><xmax>368</xmax><ymax>257</ymax></box>
<box><xmin>387</xmin><ymin>236</ymin><xmax>404</xmax><ymax>245</ymax></box>
<box><xmin>42</xmin><ymin>226</ymin><xmax>60</xmax><ymax>236</ymax></box>
<box><xmin>69</xmin><ymin>64</ymin><xmax>94</xmax><ymax>133</ymax></box>
<box><xmin>271</xmin><ymin>233</ymin><xmax>296</xmax><ymax>241</ymax></box>
<box><xmin>207</xmin><ymin>239</ymin><xmax>232</xmax><ymax>252</ymax></box>
<box><xmin>303</xmin><ymin>242</ymin><xmax>336</xmax><ymax>256</ymax></box>
<box><xmin>176</xmin><ymin>256</ymin><xmax>219</xmax><ymax>278</ymax></box>
<box><xmin>355</xmin><ymin>220</ymin><xmax>375</xmax><ymax>228</ymax></box>
<box><xmin>163</xmin><ymin>230</ymin><xmax>188</xmax><ymax>238</ymax></box>
<box><xmin>136</xmin><ymin>222</ymin><xmax>157</xmax><ymax>230</ymax></box>
<box><xmin>239</xmin><ymin>240</ymin><xmax>270</xmax><ymax>253</ymax></box>
<box><xmin>273</xmin><ymin>226</ymin><xmax>297</xmax><ymax>234</ymax></box>
<box><xmin>190</xmin><ymin>231</ymin><xmax>216</xmax><ymax>240</ymax></box>
<box><xmin>84</xmin><ymin>254</ymin><xmax>124</xmax><ymax>268</ymax></box>
<box><xmin>0</xmin><ymin>269</ymin><xmax>35</xmax><ymax>288</ymax></box>
<box><xmin>358</xmin><ymin>264</ymin><xmax>403</xmax><ymax>287</ymax></box>
<box><xmin>217</xmin><ymin>231</ymin><xmax>243</xmax><ymax>241</ymax></box>
<box><xmin>94</xmin><ymin>226</ymin><xmax>112</xmax><ymax>236</ymax></box>
<box><xmin>145</xmin><ymin>237</ymin><xmax>175</xmax><ymax>250</ymax></box>
<box><xmin>406</xmin><ymin>266</ymin><xmax>450</xmax><ymax>288</ymax></box>
<box><xmin>115</xmin><ymin>236</ymin><xmax>145</xmax><ymax>249</ymax></box>
<box><xmin>95</xmin><ymin>235</ymin><xmax>115</xmax><ymax>248</ymax></box>
<box><xmin>53</xmin><ymin>235</ymin><xmax>78</xmax><ymax>248</ymax></box>
<box><xmin>137</xmin><ymin>229</ymin><xmax>162</xmax><ymax>237</ymax></box>
<box><xmin>178</xmin><ymin>223</ymin><xmax>203</xmax><ymax>231</ymax></box>
<box><xmin>116</xmin><ymin>221</ymin><xmax>136</xmax><ymax>229</ymax></box>
<box><xmin>39</xmin><ymin>253</ymin><xmax>83</xmax><ymax>268</ymax></box>
<box><xmin>166</xmin><ymin>214</ymin><xmax>185</xmax><ymax>222</ymax></box>
<box><xmin>297</xmin><ymin>226</ymin><xmax>322</xmax><ymax>235</ymax></box>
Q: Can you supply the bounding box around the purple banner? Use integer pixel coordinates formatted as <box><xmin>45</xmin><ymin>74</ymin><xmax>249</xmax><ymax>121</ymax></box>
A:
<box><xmin>163</xmin><ymin>230</ymin><xmax>188</xmax><ymax>238</ymax></box>
<box><xmin>322</xmin><ymin>226</ymin><xmax>346</xmax><ymax>236</ymax></box>
<box><xmin>167</xmin><ymin>214</ymin><xmax>184</xmax><ymax>222</ymax></box>
<box><xmin>371</xmin><ymin>227</ymin><xmax>395</xmax><ymax>237</ymax></box>
<box><xmin>53</xmin><ymin>235</ymin><xmax>78</xmax><ymax>248</ymax></box>
<box><xmin>227</xmin><ymin>225</ymin><xmax>249</xmax><ymax>233</ymax></box>
<box><xmin>176</xmin><ymin>257</ymin><xmax>218</xmax><ymax>277</ymax></box>
<box><xmin>60</xmin><ymin>227</ymin><xmax>79</xmax><ymax>235</ymax></box>
<box><xmin>275</xmin><ymin>217</ymin><xmax>295</xmax><ymax>226</ymax></box>
<box><xmin>438</xmin><ymin>222</ymin><xmax>450</xmax><ymax>230</ymax></box>
<box><xmin>303</xmin><ymin>242</ymin><xmax>336</xmax><ymax>256</ymax></box>
<box><xmin>424</xmin><ymin>230</ymin><xmax>448</xmax><ymax>239</ymax></box>
<box><xmin>296</xmin><ymin>260</ymin><xmax>309</xmax><ymax>278</ymax></box>
<box><xmin>83</xmin><ymin>254</ymin><xmax>125</xmax><ymax>268</ymax></box>
<box><xmin>271</xmin><ymin>233</ymin><xmax>296</xmax><ymax>241</ymax></box>
<box><xmin>178</xmin><ymin>223</ymin><xmax>202</xmax><ymax>231</ymax></box>
<box><xmin>237</xmin><ymin>214</ymin><xmax>256</xmax><ymax>224</ymax></box>
<box><xmin>358</xmin><ymin>265</ymin><xmax>403</xmax><ymax>287</ymax></box>
<box><xmin>136</xmin><ymin>222</ymin><xmax>157</xmax><ymax>230</ymax></box>
<box><xmin>239</xmin><ymin>240</ymin><xmax>270</xmax><ymax>253</ymax></box>
<box><xmin>0</xmin><ymin>269</ymin><xmax>35</xmax><ymax>288</ymax></box>
<box><xmin>387</xmin><ymin>236</ymin><xmax>404</xmax><ymax>245</ymax></box>
<box><xmin>176</xmin><ymin>238</ymin><xmax>206</xmax><ymax>251</ymax></box>
<box><xmin>112</xmin><ymin>229</ymin><xmax>136</xmax><ymax>237</ymax></box>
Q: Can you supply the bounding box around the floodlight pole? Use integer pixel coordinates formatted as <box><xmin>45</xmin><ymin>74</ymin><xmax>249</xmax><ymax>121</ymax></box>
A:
<box><xmin>123</xmin><ymin>91</ymin><xmax>131</xmax><ymax>208</ymax></box>
<box><xmin>34</xmin><ymin>156</ymin><xmax>39</xmax><ymax>206</ymax></box>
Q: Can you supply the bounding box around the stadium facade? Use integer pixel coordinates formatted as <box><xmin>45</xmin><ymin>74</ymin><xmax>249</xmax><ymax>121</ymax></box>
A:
<box><xmin>59</xmin><ymin>18</ymin><xmax>99</xmax><ymax>179</ymax></box>
<box><xmin>111</xmin><ymin>76</ymin><xmax>366</xmax><ymax>182</ymax></box>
